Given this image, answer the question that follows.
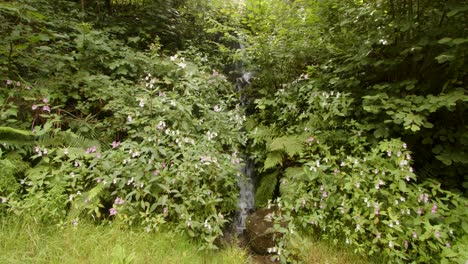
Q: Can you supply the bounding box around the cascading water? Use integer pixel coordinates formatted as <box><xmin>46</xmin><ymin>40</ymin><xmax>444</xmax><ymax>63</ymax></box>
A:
<box><xmin>234</xmin><ymin>158</ymin><xmax>255</xmax><ymax>234</ymax></box>
<box><xmin>233</xmin><ymin>41</ymin><xmax>256</xmax><ymax>234</ymax></box>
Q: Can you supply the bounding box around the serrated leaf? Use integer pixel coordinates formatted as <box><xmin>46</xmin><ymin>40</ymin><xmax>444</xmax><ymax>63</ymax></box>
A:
<box><xmin>269</xmin><ymin>135</ymin><xmax>303</xmax><ymax>157</ymax></box>
<box><xmin>264</xmin><ymin>151</ymin><xmax>283</xmax><ymax>170</ymax></box>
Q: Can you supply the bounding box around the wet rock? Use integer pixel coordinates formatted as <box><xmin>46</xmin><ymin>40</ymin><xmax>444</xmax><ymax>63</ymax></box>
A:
<box><xmin>245</xmin><ymin>207</ymin><xmax>281</xmax><ymax>255</ymax></box>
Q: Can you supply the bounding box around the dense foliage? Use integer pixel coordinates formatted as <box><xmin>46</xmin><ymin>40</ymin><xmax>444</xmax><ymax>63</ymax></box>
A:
<box><xmin>1</xmin><ymin>0</ymin><xmax>467</xmax><ymax>263</ymax></box>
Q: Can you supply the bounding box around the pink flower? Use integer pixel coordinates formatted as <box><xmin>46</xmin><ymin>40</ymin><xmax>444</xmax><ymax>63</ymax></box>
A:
<box><xmin>114</xmin><ymin>197</ymin><xmax>125</xmax><ymax>205</ymax></box>
<box><xmin>111</xmin><ymin>141</ymin><xmax>121</xmax><ymax>148</ymax></box>
<box><xmin>109</xmin><ymin>207</ymin><xmax>117</xmax><ymax>216</ymax></box>
<box><xmin>42</xmin><ymin>105</ymin><xmax>50</xmax><ymax>112</ymax></box>
<box><xmin>417</xmin><ymin>208</ymin><xmax>422</xmax><ymax>215</ymax></box>
<box><xmin>153</xmin><ymin>170</ymin><xmax>159</xmax><ymax>176</ymax></box>
<box><xmin>431</xmin><ymin>203</ymin><xmax>438</xmax><ymax>213</ymax></box>
<box><xmin>322</xmin><ymin>191</ymin><xmax>328</xmax><ymax>198</ymax></box>
<box><xmin>42</xmin><ymin>97</ymin><xmax>48</xmax><ymax>103</ymax></box>
<box><xmin>376</xmin><ymin>232</ymin><xmax>381</xmax><ymax>239</ymax></box>
<box><xmin>6</xmin><ymin>80</ymin><xmax>12</xmax><ymax>85</ymax></box>
<box><xmin>404</xmin><ymin>241</ymin><xmax>409</xmax><ymax>248</ymax></box>
<box><xmin>435</xmin><ymin>230</ymin><xmax>440</xmax><ymax>239</ymax></box>
<box><xmin>72</xmin><ymin>219</ymin><xmax>78</xmax><ymax>226</ymax></box>
<box><xmin>32</xmin><ymin>105</ymin><xmax>38</xmax><ymax>110</ymax></box>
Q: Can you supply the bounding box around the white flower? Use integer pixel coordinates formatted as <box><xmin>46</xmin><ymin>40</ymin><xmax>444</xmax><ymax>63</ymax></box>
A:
<box><xmin>207</xmin><ymin>131</ymin><xmax>218</xmax><ymax>140</ymax></box>
<box><xmin>213</xmin><ymin>105</ymin><xmax>222</xmax><ymax>112</ymax></box>
<box><xmin>157</xmin><ymin>121</ymin><xmax>166</xmax><ymax>130</ymax></box>
<box><xmin>127</xmin><ymin>115</ymin><xmax>133</xmax><ymax>122</ymax></box>
<box><xmin>138</xmin><ymin>99</ymin><xmax>145</xmax><ymax>108</ymax></box>
<box><xmin>170</xmin><ymin>54</ymin><xmax>178</xmax><ymax>61</ymax></box>
<box><xmin>177</xmin><ymin>62</ymin><xmax>186</xmax><ymax>68</ymax></box>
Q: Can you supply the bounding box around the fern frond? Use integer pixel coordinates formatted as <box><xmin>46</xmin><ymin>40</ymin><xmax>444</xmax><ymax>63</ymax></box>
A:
<box><xmin>255</xmin><ymin>171</ymin><xmax>278</xmax><ymax>207</ymax></box>
<box><xmin>37</xmin><ymin>130</ymin><xmax>100</xmax><ymax>150</ymax></box>
<box><xmin>251</xmin><ymin>124</ymin><xmax>278</xmax><ymax>143</ymax></box>
<box><xmin>264</xmin><ymin>151</ymin><xmax>283</xmax><ymax>170</ymax></box>
<box><xmin>284</xmin><ymin>166</ymin><xmax>305</xmax><ymax>180</ymax></box>
<box><xmin>0</xmin><ymin>126</ymin><xmax>35</xmax><ymax>146</ymax></box>
<box><xmin>67</xmin><ymin>184</ymin><xmax>105</xmax><ymax>220</ymax></box>
<box><xmin>269</xmin><ymin>135</ymin><xmax>304</xmax><ymax>157</ymax></box>
<box><xmin>87</xmin><ymin>183</ymin><xmax>105</xmax><ymax>202</ymax></box>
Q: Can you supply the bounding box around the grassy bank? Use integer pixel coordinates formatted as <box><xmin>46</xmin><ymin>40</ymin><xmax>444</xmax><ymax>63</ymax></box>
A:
<box><xmin>0</xmin><ymin>217</ymin><xmax>371</xmax><ymax>264</ymax></box>
<box><xmin>0</xmin><ymin>218</ymin><xmax>247</xmax><ymax>264</ymax></box>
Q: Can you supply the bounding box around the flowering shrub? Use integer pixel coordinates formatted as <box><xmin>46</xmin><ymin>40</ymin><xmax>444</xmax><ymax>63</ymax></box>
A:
<box><xmin>274</xmin><ymin>138</ymin><xmax>468</xmax><ymax>263</ymax></box>
<box><xmin>4</xmin><ymin>53</ymin><xmax>246</xmax><ymax>249</ymax></box>
<box><xmin>247</xmin><ymin>80</ymin><xmax>468</xmax><ymax>263</ymax></box>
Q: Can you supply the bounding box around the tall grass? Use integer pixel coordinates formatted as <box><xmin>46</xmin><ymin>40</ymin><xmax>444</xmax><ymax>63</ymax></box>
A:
<box><xmin>0</xmin><ymin>216</ymin><xmax>372</xmax><ymax>263</ymax></box>
<box><xmin>0</xmin><ymin>217</ymin><xmax>247</xmax><ymax>264</ymax></box>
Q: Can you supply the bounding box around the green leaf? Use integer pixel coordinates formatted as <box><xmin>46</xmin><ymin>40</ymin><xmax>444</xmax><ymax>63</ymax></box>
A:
<box><xmin>264</xmin><ymin>151</ymin><xmax>283</xmax><ymax>170</ymax></box>
<box><xmin>438</xmin><ymin>38</ymin><xmax>452</xmax><ymax>44</ymax></box>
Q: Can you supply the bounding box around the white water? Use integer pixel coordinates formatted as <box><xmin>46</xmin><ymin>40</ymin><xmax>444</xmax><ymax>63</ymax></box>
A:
<box><xmin>234</xmin><ymin>158</ymin><xmax>255</xmax><ymax>234</ymax></box>
<box><xmin>233</xmin><ymin>40</ymin><xmax>256</xmax><ymax>234</ymax></box>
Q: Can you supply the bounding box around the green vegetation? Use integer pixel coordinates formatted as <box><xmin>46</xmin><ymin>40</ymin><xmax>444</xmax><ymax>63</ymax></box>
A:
<box><xmin>1</xmin><ymin>0</ymin><xmax>467</xmax><ymax>263</ymax></box>
<box><xmin>0</xmin><ymin>217</ymin><xmax>248</xmax><ymax>264</ymax></box>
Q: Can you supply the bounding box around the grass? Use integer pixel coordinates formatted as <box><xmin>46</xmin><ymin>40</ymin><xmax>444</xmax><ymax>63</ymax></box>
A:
<box><xmin>0</xmin><ymin>217</ymin><xmax>247</xmax><ymax>264</ymax></box>
<box><xmin>0</xmin><ymin>216</ymin><xmax>372</xmax><ymax>264</ymax></box>
<box><xmin>298</xmin><ymin>239</ymin><xmax>373</xmax><ymax>264</ymax></box>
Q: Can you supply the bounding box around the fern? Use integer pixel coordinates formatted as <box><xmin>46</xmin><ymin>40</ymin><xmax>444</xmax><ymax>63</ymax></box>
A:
<box><xmin>255</xmin><ymin>171</ymin><xmax>278</xmax><ymax>207</ymax></box>
<box><xmin>251</xmin><ymin>124</ymin><xmax>278</xmax><ymax>143</ymax></box>
<box><xmin>264</xmin><ymin>151</ymin><xmax>283</xmax><ymax>170</ymax></box>
<box><xmin>269</xmin><ymin>135</ymin><xmax>304</xmax><ymax>157</ymax></box>
<box><xmin>284</xmin><ymin>166</ymin><xmax>305</xmax><ymax>180</ymax></box>
<box><xmin>37</xmin><ymin>130</ymin><xmax>100</xmax><ymax>149</ymax></box>
<box><xmin>0</xmin><ymin>126</ymin><xmax>35</xmax><ymax>146</ymax></box>
<box><xmin>68</xmin><ymin>183</ymin><xmax>105</xmax><ymax>220</ymax></box>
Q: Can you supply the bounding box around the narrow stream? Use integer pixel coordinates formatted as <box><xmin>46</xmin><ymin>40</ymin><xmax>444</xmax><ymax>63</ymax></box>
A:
<box><xmin>233</xmin><ymin>41</ymin><xmax>256</xmax><ymax>234</ymax></box>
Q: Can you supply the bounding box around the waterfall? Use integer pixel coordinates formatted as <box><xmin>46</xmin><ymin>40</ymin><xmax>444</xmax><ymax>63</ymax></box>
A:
<box><xmin>233</xmin><ymin>40</ymin><xmax>256</xmax><ymax>234</ymax></box>
<box><xmin>234</xmin><ymin>158</ymin><xmax>255</xmax><ymax>234</ymax></box>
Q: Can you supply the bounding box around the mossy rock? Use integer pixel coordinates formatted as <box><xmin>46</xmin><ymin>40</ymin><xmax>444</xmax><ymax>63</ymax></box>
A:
<box><xmin>245</xmin><ymin>207</ymin><xmax>281</xmax><ymax>255</ymax></box>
